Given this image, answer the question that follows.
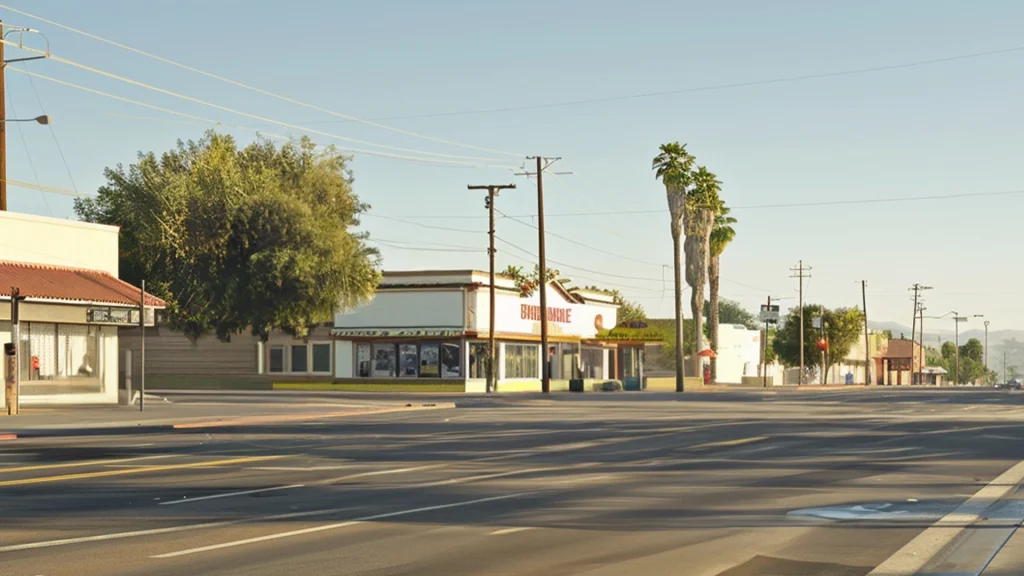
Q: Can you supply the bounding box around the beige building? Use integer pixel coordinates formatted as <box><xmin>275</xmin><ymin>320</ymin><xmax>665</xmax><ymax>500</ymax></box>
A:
<box><xmin>0</xmin><ymin>211</ymin><xmax>162</xmax><ymax>407</ymax></box>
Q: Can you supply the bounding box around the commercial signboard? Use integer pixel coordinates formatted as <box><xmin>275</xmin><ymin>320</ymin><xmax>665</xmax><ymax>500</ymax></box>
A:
<box><xmin>331</xmin><ymin>328</ymin><xmax>464</xmax><ymax>338</ymax></box>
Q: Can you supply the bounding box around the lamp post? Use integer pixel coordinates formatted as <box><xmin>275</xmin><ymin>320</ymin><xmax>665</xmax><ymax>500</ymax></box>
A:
<box><xmin>951</xmin><ymin>312</ymin><xmax>983</xmax><ymax>385</ymax></box>
<box><xmin>984</xmin><ymin>320</ymin><xmax>990</xmax><ymax>384</ymax></box>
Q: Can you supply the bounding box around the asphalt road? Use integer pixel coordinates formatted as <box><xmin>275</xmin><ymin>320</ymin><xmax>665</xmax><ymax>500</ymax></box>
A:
<box><xmin>2</xmin><ymin>388</ymin><xmax>1024</xmax><ymax>576</ymax></box>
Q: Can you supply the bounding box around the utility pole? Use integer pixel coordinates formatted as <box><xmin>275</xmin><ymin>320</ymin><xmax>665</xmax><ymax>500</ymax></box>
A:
<box><xmin>6</xmin><ymin>286</ymin><xmax>25</xmax><ymax>415</ymax></box>
<box><xmin>0</xmin><ymin>22</ymin><xmax>50</xmax><ymax>211</ymax></box>
<box><xmin>516</xmin><ymin>157</ymin><xmax>568</xmax><ymax>393</ymax></box>
<box><xmin>908</xmin><ymin>284</ymin><xmax>932</xmax><ymax>381</ymax></box>
<box><xmin>918</xmin><ymin>304</ymin><xmax>925</xmax><ymax>385</ymax></box>
<box><xmin>790</xmin><ymin>261</ymin><xmax>811</xmax><ymax>384</ymax></box>
<box><xmin>469</xmin><ymin>183</ymin><xmax>516</xmax><ymax>394</ymax></box>
<box><xmin>139</xmin><ymin>280</ymin><xmax>145</xmax><ymax>412</ymax></box>
<box><xmin>984</xmin><ymin>320</ymin><xmax>990</xmax><ymax>382</ymax></box>
<box><xmin>862</xmin><ymin>280</ymin><xmax>870</xmax><ymax>386</ymax></box>
<box><xmin>762</xmin><ymin>295</ymin><xmax>771</xmax><ymax>388</ymax></box>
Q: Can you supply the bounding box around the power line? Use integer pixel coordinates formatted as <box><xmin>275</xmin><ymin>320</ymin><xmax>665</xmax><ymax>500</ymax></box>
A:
<box><xmin>374</xmin><ymin>186</ymin><xmax>1024</xmax><ymax>219</ymax></box>
<box><xmin>0</xmin><ymin>3</ymin><xmax>524</xmax><ymax>159</ymax></box>
<box><xmin>362</xmin><ymin>213</ymin><xmax>483</xmax><ymax>234</ymax></box>
<box><xmin>0</xmin><ymin>39</ymin><xmax>517</xmax><ymax>167</ymax></box>
<box><xmin>284</xmin><ymin>44</ymin><xmax>1024</xmax><ymax>123</ymax></box>
<box><xmin>368</xmin><ymin>239</ymin><xmax>481</xmax><ymax>253</ymax></box>
<box><xmin>21</xmin><ymin>62</ymin><xmax>78</xmax><ymax>196</ymax></box>
<box><xmin>5</xmin><ymin>86</ymin><xmax>51</xmax><ymax>215</ymax></box>
<box><xmin>7</xmin><ymin>68</ymin><xmax>507</xmax><ymax>168</ymax></box>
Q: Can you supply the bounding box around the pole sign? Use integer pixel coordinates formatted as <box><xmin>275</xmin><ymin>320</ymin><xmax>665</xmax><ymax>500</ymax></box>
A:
<box><xmin>759</xmin><ymin>304</ymin><xmax>780</xmax><ymax>324</ymax></box>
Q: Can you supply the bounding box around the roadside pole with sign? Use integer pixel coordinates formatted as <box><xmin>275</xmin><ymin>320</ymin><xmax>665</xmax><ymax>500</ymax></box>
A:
<box><xmin>759</xmin><ymin>299</ymin><xmax>780</xmax><ymax>387</ymax></box>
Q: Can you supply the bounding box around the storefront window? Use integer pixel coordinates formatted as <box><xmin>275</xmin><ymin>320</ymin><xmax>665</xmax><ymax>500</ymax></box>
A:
<box><xmin>469</xmin><ymin>342</ymin><xmax>489</xmax><ymax>379</ymax></box>
<box><xmin>356</xmin><ymin>343</ymin><xmax>371</xmax><ymax>377</ymax></box>
<box><xmin>581</xmin><ymin>347</ymin><xmax>604</xmax><ymax>379</ymax></box>
<box><xmin>419</xmin><ymin>344</ymin><xmax>440</xmax><ymax>378</ymax></box>
<box><xmin>312</xmin><ymin>343</ymin><xmax>331</xmax><ymax>373</ymax></box>
<box><xmin>504</xmin><ymin>343</ymin><xmax>538</xmax><ymax>379</ymax></box>
<box><xmin>291</xmin><ymin>345</ymin><xmax>308</xmax><ymax>373</ymax></box>
<box><xmin>269</xmin><ymin>346</ymin><xmax>284</xmax><ymax>373</ymax></box>
<box><xmin>19</xmin><ymin>323</ymin><xmax>101</xmax><ymax>385</ymax></box>
<box><xmin>398</xmin><ymin>344</ymin><xmax>418</xmax><ymax>377</ymax></box>
<box><xmin>373</xmin><ymin>343</ymin><xmax>396</xmax><ymax>377</ymax></box>
<box><xmin>441</xmin><ymin>343</ymin><xmax>461</xmax><ymax>378</ymax></box>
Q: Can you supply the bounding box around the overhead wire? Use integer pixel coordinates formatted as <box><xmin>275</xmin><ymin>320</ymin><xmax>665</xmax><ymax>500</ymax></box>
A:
<box><xmin>0</xmin><ymin>3</ymin><xmax>524</xmax><ymax>158</ymax></box>
<box><xmin>7</xmin><ymin>68</ymin><xmax>509</xmax><ymax>167</ymax></box>
<box><xmin>0</xmin><ymin>39</ymin><xmax>518</xmax><ymax>167</ymax></box>
<box><xmin>286</xmin><ymin>44</ymin><xmax>1024</xmax><ymax>122</ymax></box>
<box><xmin>22</xmin><ymin>62</ymin><xmax>78</xmax><ymax>196</ymax></box>
<box><xmin>5</xmin><ymin>85</ymin><xmax>51</xmax><ymax>214</ymax></box>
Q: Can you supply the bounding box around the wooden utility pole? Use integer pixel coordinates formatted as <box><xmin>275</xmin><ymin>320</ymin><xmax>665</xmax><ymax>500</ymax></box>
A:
<box><xmin>469</xmin><ymin>183</ymin><xmax>516</xmax><ymax>394</ymax></box>
<box><xmin>862</xmin><ymin>280</ymin><xmax>870</xmax><ymax>386</ymax></box>
<box><xmin>918</xmin><ymin>304</ymin><xmax>925</xmax><ymax>385</ymax></box>
<box><xmin>908</xmin><ymin>283</ymin><xmax>932</xmax><ymax>384</ymax></box>
<box><xmin>140</xmin><ymin>280</ymin><xmax>146</xmax><ymax>412</ymax></box>
<box><xmin>516</xmin><ymin>157</ymin><xmax>566</xmax><ymax>393</ymax></box>
<box><xmin>1</xmin><ymin>21</ymin><xmax>7</xmax><ymax>212</ymax></box>
<box><xmin>790</xmin><ymin>261</ymin><xmax>811</xmax><ymax>384</ymax></box>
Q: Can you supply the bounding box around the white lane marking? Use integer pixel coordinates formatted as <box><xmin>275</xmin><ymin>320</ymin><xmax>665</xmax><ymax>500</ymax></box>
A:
<box><xmin>548</xmin><ymin>474</ymin><xmax>610</xmax><ymax>485</ymax></box>
<box><xmin>0</xmin><ymin>505</ymin><xmax>362</xmax><ymax>553</ymax></box>
<box><xmin>868</xmin><ymin>459</ymin><xmax>1024</xmax><ymax>576</ymax></box>
<box><xmin>159</xmin><ymin>484</ymin><xmax>305</xmax><ymax>506</ymax></box>
<box><xmin>319</xmin><ymin>464</ymin><xmax>443</xmax><ymax>484</ymax></box>
<box><xmin>414</xmin><ymin>467</ymin><xmax>558</xmax><ymax>488</ymax></box>
<box><xmin>247</xmin><ymin>466</ymin><xmax>349</xmax><ymax>471</ymax></box>
<box><xmin>490</xmin><ymin>527</ymin><xmax>534</xmax><ymax>535</ymax></box>
<box><xmin>151</xmin><ymin>492</ymin><xmax>531</xmax><ymax>559</ymax></box>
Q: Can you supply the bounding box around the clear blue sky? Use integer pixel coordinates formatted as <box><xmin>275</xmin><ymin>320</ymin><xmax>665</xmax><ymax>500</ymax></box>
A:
<box><xmin>4</xmin><ymin>0</ymin><xmax>1024</xmax><ymax>332</ymax></box>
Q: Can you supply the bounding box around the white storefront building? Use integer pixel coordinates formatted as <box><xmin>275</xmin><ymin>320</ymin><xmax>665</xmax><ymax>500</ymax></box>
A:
<box><xmin>330</xmin><ymin>270</ymin><xmax>641</xmax><ymax>392</ymax></box>
<box><xmin>1</xmin><ymin>211</ymin><xmax>163</xmax><ymax>407</ymax></box>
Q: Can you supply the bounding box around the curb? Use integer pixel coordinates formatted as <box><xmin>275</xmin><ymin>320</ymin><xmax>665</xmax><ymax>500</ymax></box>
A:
<box><xmin>0</xmin><ymin>403</ymin><xmax>455</xmax><ymax>440</ymax></box>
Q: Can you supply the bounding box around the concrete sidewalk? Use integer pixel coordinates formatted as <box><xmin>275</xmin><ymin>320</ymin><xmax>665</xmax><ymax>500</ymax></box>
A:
<box><xmin>0</xmin><ymin>394</ymin><xmax>454</xmax><ymax>439</ymax></box>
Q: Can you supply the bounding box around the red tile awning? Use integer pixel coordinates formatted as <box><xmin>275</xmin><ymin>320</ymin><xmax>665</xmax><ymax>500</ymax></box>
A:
<box><xmin>0</xmin><ymin>260</ymin><xmax>165</xmax><ymax>308</ymax></box>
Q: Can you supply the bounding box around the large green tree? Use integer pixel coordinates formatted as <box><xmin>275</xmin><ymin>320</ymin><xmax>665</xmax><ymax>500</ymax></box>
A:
<box><xmin>772</xmin><ymin>305</ymin><xmax>865</xmax><ymax>382</ymax></box>
<box><xmin>75</xmin><ymin>131</ymin><xmax>380</xmax><ymax>341</ymax></box>
<box><xmin>704</xmin><ymin>298</ymin><xmax>759</xmax><ymax>331</ymax></box>
<box><xmin>653</xmin><ymin>142</ymin><xmax>696</xmax><ymax>391</ymax></box>
<box><xmin>708</xmin><ymin>203</ymin><xmax>736</xmax><ymax>380</ymax></box>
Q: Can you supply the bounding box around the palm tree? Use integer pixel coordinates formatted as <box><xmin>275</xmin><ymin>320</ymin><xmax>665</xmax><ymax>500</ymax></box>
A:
<box><xmin>708</xmin><ymin>203</ymin><xmax>736</xmax><ymax>381</ymax></box>
<box><xmin>652</xmin><ymin>142</ymin><xmax>695</xmax><ymax>392</ymax></box>
<box><xmin>685</xmin><ymin>166</ymin><xmax>722</xmax><ymax>377</ymax></box>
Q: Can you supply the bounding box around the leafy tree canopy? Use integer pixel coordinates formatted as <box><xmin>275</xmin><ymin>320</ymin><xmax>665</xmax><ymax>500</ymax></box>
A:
<box><xmin>771</xmin><ymin>305</ymin><xmax>865</xmax><ymax>373</ymax></box>
<box><xmin>960</xmin><ymin>338</ymin><xmax>984</xmax><ymax>363</ymax></box>
<box><xmin>704</xmin><ymin>298</ymin><xmax>759</xmax><ymax>330</ymax></box>
<box><xmin>75</xmin><ymin>131</ymin><xmax>380</xmax><ymax>342</ymax></box>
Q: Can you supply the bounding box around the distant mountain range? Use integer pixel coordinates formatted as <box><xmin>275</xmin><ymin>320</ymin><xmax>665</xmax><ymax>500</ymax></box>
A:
<box><xmin>867</xmin><ymin>321</ymin><xmax>1024</xmax><ymax>346</ymax></box>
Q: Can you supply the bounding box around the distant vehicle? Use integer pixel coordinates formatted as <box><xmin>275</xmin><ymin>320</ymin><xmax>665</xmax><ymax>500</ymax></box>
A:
<box><xmin>995</xmin><ymin>378</ymin><xmax>1022</xmax><ymax>390</ymax></box>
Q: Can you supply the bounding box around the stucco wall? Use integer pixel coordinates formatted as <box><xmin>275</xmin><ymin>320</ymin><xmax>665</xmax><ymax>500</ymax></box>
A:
<box><xmin>0</xmin><ymin>211</ymin><xmax>119</xmax><ymax>274</ymax></box>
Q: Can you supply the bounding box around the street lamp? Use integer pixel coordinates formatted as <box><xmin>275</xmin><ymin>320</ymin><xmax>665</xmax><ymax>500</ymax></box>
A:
<box><xmin>951</xmin><ymin>312</ymin><xmax>983</xmax><ymax>385</ymax></box>
<box><xmin>984</xmin><ymin>320</ymin><xmax>991</xmax><ymax>383</ymax></box>
<box><xmin>3</xmin><ymin>114</ymin><xmax>49</xmax><ymax>125</ymax></box>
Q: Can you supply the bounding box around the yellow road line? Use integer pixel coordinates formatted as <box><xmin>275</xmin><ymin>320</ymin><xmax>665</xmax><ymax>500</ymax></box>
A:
<box><xmin>687</xmin><ymin>436</ymin><xmax>770</xmax><ymax>451</ymax></box>
<box><xmin>0</xmin><ymin>455</ymin><xmax>283</xmax><ymax>487</ymax></box>
<box><xmin>0</xmin><ymin>454</ymin><xmax>176</xmax><ymax>474</ymax></box>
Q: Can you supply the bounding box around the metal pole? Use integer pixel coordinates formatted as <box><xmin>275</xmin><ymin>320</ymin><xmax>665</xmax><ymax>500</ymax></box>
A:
<box><xmin>139</xmin><ymin>280</ymin><xmax>145</xmax><ymax>412</ymax></box>
<box><xmin>0</xmin><ymin>21</ymin><xmax>7</xmax><ymax>212</ymax></box>
<box><xmin>985</xmin><ymin>320</ymin><xmax>990</xmax><ymax>381</ymax></box>
<box><xmin>862</xmin><ymin>280</ymin><xmax>870</xmax><ymax>386</ymax></box>
<box><xmin>918</xmin><ymin>306</ymin><xmax>924</xmax><ymax>385</ymax></box>
<box><xmin>488</xmin><ymin>189</ymin><xmax>496</xmax><ymax>394</ymax></box>
<box><xmin>955</xmin><ymin>317</ymin><xmax>960</xmax><ymax>387</ymax></box>
<box><xmin>536</xmin><ymin>156</ymin><xmax>550</xmax><ymax>394</ymax></box>
<box><xmin>469</xmin><ymin>184</ymin><xmax>515</xmax><ymax>394</ymax></box>
<box><xmin>798</xmin><ymin>262</ymin><xmax>804</xmax><ymax>384</ymax></box>
<box><xmin>762</xmin><ymin>295</ymin><xmax>770</xmax><ymax>388</ymax></box>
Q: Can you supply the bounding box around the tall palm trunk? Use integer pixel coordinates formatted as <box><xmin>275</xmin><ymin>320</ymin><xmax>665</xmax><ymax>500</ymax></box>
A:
<box><xmin>672</xmin><ymin>229</ymin><xmax>684</xmax><ymax>392</ymax></box>
<box><xmin>684</xmin><ymin>208</ymin><xmax>714</xmax><ymax>379</ymax></box>
<box><xmin>709</xmin><ymin>253</ymin><xmax>720</xmax><ymax>381</ymax></box>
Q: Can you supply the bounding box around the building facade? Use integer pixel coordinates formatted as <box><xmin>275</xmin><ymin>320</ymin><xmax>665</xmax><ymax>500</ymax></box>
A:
<box><xmin>1</xmin><ymin>211</ymin><xmax>162</xmax><ymax>406</ymax></box>
<box><xmin>329</xmin><ymin>270</ymin><xmax>622</xmax><ymax>392</ymax></box>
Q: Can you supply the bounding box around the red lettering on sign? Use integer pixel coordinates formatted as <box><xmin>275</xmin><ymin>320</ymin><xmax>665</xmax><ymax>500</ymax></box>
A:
<box><xmin>519</xmin><ymin>304</ymin><xmax>573</xmax><ymax>324</ymax></box>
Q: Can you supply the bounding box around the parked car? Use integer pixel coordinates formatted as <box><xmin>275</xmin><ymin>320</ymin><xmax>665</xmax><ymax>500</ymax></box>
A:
<box><xmin>995</xmin><ymin>378</ymin><xmax>1022</xmax><ymax>390</ymax></box>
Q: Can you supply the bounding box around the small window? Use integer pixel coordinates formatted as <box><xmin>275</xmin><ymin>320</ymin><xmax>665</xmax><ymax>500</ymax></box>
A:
<box><xmin>373</xmin><ymin>343</ymin><xmax>396</xmax><ymax>377</ymax></box>
<box><xmin>291</xmin><ymin>345</ymin><xmax>308</xmax><ymax>373</ymax></box>
<box><xmin>419</xmin><ymin>343</ymin><xmax>440</xmax><ymax>378</ymax></box>
<box><xmin>441</xmin><ymin>342</ymin><xmax>461</xmax><ymax>378</ymax></box>
<box><xmin>356</xmin><ymin>343</ymin><xmax>371</xmax><ymax>377</ymax></box>
<box><xmin>269</xmin><ymin>346</ymin><xmax>285</xmax><ymax>373</ymax></box>
<box><xmin>312</xmin><ymin>343</ymin><xmax>331</xmax><ymax>373</ymax></box>
<box><xmin>398</xmin><ymin>344</ymin><xmax>418</xmax><ymax>377</ymax></box>
<box><xmin>469</xmin><ymin>343</ymin><xmax>489</xmax><ymax>379</ymax></box>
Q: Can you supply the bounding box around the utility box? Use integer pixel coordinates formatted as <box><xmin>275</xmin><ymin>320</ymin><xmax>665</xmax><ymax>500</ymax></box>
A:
<box><xmin>4</xmin><ymin>342</ymin><xmax>17</xmax><ymax>415</ymax></box>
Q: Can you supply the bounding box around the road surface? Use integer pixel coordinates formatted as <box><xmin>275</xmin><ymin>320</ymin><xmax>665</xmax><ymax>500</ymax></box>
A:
<box><xmin>2</xmin><ymin>388</ymin><xmax>1023</xmax><ymax>575</ymax></box>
